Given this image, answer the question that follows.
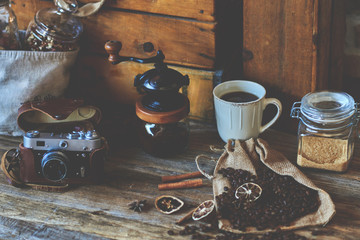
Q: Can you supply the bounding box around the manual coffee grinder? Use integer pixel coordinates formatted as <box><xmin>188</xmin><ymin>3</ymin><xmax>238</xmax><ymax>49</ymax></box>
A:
<box><xmin>105</xmin><ymin>41</ymin><xmax>190</xmax><ymax>157</ymax></box>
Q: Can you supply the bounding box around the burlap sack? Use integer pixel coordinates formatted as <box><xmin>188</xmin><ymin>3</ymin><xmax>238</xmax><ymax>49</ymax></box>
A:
<box><xmin>206</xmin><ymin>138</ymin><xmax>335</xmax><ymax>234</ymax></box>
<box><xmin>0</xmin><ymin>50</ymin><xmax>79</xmax><ymax>136</ymax></box>
<box><xmin>0</xmin><ymin>0</ymin><xmax>105</xmax><ymax>136</ymax></box>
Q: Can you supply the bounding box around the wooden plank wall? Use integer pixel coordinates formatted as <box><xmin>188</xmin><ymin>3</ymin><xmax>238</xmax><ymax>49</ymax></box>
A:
<box><xmin>243</xmin><ymin>0</ymin><xmax>327</xmax><ymax>98</ymax></box>
<box><xmin>343</xmin><ymin>0</ymin><xmax>360</xmax><ymax>102</ymax></box>
<box><xmin>11</xmin><ymin>1</ymin><xmax>344</xmax><ymax>134</ymax></box>
<box><xmin>12</xmin><ymin>0</ymin><xmax>219</xmax><ymax>124</ymax></box>
<box><xmin>13</xmin><ymin>0</ymin><xmax>216</xmax><ymax>68</ymax></box>
<box><xmin>242</xmin><ymin>0</ymin><xmax>345</xmax><ymax>132</ymax></box>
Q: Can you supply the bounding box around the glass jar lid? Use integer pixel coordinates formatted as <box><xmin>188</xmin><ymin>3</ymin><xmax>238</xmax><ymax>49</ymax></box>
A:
<box><xmin>300</xmin><ymin>91</ymin><xmax>356</xmax><ymax>123</ymax></box>
<box><xmin>35</xmin><ymin>0</ymin><xmax>82</xmax><ymax>41</ymax></box>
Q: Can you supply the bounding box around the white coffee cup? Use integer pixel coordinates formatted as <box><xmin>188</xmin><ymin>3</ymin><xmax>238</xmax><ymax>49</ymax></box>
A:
<box><xmin>213</xmin><ymin>80</ymin><xmax>282</xmax><ymax>142</ymax></box>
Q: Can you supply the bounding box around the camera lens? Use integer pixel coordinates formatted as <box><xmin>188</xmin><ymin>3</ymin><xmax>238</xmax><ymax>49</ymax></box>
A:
<box><xmin>41</xmin><ymin>151</ymin><xmax>69</xmax><ymax>181</ymax></box>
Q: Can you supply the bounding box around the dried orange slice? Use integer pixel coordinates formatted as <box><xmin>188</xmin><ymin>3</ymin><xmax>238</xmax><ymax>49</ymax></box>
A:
<box><xmin>235</xmin><ymin>182</ymin><xmax>262</xmax><ymax>202</ymax></box>
<box><xmin>155</xmin><ymin>195</ymin><xmax>184</xmax><ymax>214</ymax></box>
<box><xmin>192</xmin><ymin>200</ymin><xmax>215</xmax><ymax>221</ymax></box>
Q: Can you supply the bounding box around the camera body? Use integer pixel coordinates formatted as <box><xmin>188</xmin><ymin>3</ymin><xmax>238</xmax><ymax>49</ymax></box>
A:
<box><xmin>19</xmin><ymin>130</ymin><xmax>106</xmax><ymax>185</ymax></box>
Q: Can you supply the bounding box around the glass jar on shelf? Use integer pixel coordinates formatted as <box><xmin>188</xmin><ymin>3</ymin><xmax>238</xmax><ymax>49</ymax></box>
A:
<box><xmin>24</xmin><ymin>0</ymin><xmax>83</xmax><ymax>51</ymax></box>
<box><xmin>291</xmin><ymin>91</ymin><xmax>359</xmax><ymax>172</ymax></box>
<box><xmin>0</xmin><ymin>0</ymin><xmax>21</xmax><ymax>50</ymax></box>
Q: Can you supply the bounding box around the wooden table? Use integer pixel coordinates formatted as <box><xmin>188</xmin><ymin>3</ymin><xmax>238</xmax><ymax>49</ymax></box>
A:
<box><xmin>0</xmin><ymin>122</ymin><xmax>358</xmax><ymax>239</ymax></box>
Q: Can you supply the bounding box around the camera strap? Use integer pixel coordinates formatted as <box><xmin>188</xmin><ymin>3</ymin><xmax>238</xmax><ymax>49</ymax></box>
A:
<box><xmin>1</xmin><ymin>149</ymin><xmax>70</xmax><ymax>192</ymax></box>
<box><xmin>1</xmin><ymin>149</ymin><xmax>23</xmax><ymax>186</ymax></box>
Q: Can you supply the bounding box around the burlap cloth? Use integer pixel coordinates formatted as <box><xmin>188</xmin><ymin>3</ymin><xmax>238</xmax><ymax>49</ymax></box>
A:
<box><xmin>0</xmin><ymin>0</ymin><xmax>106</xmax><ymax>136</ymax></box>
<box><xmin>205</xmin><ymin>138</ymin><xmax>335</xmax><ymax>234</ymax></box>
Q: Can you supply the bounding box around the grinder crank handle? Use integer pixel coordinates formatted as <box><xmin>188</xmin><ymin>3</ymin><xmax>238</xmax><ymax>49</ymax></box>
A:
<box><xmin>104</xmin><ymin>40</ymin><xmax>122</xmax><ymax>64</ymax></box>
<box><xmin>104</xmin><ymin>40</ymin><xmax>165</xmax><ymax>65</ymax></box>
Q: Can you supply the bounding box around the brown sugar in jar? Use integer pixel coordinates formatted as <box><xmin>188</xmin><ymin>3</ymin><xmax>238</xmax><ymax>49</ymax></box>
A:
<box><xmin>291</xmin><ymin>91</ymin><xmax>359</xmax><ymax>172</ymax></box>
<box><xmin>297</xmin><ymin>136</ymin><xmax>350</xmax><ymax>172</ymax></box>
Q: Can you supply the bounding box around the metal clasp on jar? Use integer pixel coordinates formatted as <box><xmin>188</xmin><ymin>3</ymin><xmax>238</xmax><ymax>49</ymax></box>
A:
<box><xmin>355</xmin><ymin>103</ymin><xmax>360</xmax><ymax>139</ymax></box>
<box><xmin>355</xmin><ymin>103</ymin><xmax>360</xmax><ymax>118</ymax></box>
<box><xmin>290</xmin><ymin>102</ymin><xmax>301</xmax><ymax>119</ymax></box>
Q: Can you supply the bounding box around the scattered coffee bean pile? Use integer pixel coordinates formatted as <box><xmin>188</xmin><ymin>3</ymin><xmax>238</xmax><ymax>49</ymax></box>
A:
<box><xmin>216</xmin><ymin>166</ymin><xmax>320</xmax><ymax>231</ymax></box>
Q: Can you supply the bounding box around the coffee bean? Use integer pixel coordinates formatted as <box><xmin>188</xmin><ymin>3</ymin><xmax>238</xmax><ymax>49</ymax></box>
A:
<box><xmin>191</xmin><ymin>233</ymin><xmax>202</xmax><ymax>239</ymax></box>
<box><xmin>167</xmin><ymin>230</ymin><xmax>175</xmax><ymax>235</ymax></box>
<box><xmin>185</xmin><ymin>225</ymin><xmax>192</xmax><ymax>231</ymax></box>
<box><xmin>216</xmin><ymin>166</ymin><xmax>320</xmax><ymax>231</ymax></box>
<box><xmin>215</xmin><ymin>235</ymin><xmax>226</xmax><ymax>240</ymax></box>
<box><xmin>200</xmin><ymin>224</ymin><xmax>212</xmax><ymax>232</ymax></box>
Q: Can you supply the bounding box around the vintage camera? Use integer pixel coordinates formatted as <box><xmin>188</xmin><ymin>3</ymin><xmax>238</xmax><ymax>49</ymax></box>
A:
<box><xmin>19</xmin><ymin>130</ymin><xmax>106</xmax><ymax>185</ymax></box>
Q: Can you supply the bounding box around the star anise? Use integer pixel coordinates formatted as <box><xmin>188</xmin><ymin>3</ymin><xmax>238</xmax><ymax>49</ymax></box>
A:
<box><xmin>128</xmin><ymin>200</ymin><xmax>147</xmax><ymax>213</ymax></box>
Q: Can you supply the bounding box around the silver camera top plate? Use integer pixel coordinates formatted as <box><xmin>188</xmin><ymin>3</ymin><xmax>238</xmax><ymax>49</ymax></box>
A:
<box><xmin>23</xmin><ymin>130</ymin><xmax>102</xmax><ymax>152</ymax></box>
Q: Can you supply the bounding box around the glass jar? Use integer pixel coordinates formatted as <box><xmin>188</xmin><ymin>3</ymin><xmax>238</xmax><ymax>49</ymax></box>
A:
<box><xmin>24</xmin><ymin>0</ymin><xmax>82</xmax><ymax>51</ymax></box>
<box><xmin>0</xmin><ymin>0</ymin><xmax>20</xmax><ymax>50</ymax></box>
<box><xmin>291</xmin><ymin>91</ymin><xmax>359</xmax><ymax>172</ymax></box>
<box><xmin>136</xmin><ymin>93</ymin><xmax>190</xmax><ymax>157</ymax></box>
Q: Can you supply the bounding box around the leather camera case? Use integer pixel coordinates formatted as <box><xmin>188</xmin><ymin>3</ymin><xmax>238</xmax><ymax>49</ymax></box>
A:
<box><xmin>17</xmin><ymin>98</ymin><xmax>106</xmax><ymax>185</ymax></box>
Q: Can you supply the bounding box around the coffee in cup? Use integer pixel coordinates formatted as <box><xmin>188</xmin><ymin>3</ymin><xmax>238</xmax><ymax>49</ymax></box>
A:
<box><xmin>220</xmin><ymin>91</ymin><xmax>259</xmax><ymax>103</ymax></box>
<box><xmin>213</xmin><ymin>80</ymin><xmax>282</xmax><ymax>142</ymax></box>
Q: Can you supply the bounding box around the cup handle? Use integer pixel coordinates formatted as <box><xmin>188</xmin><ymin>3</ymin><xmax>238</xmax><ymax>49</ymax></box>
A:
<box><xmin>259</xmin><ymin>98</ymin><xmax>282</xmax><ymax>133</ymax></box>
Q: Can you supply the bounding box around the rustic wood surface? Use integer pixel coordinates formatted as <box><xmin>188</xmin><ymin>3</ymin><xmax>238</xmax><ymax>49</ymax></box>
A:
<box><xmin>0</xmin><ymin>123</ymin><xmax>359</xmax><ymax>239</ymax></box>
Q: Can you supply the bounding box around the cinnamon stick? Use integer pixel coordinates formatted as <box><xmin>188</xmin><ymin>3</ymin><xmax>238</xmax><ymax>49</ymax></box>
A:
<box><xmin>176</xmin><ymin>208</ymin><xmax>196</xmax><ymax>225</ymax></box>
<box><xmin>161</xmin><ymin>171</ymin><xmax>203</xmax><ymax>183</ymax></box>
<box><xmin>158</xmin><ymin>179</ymin><xmax>203</xmax><ymax>191</ymax></box>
